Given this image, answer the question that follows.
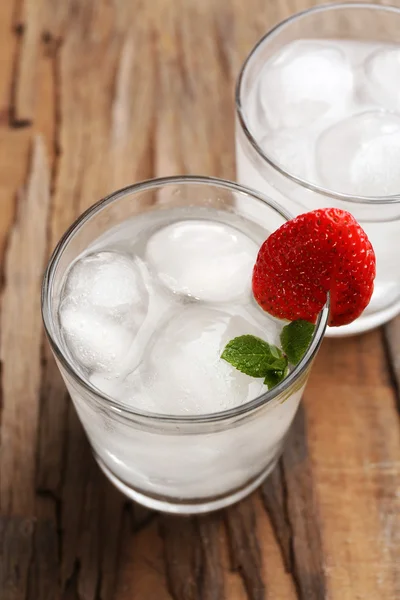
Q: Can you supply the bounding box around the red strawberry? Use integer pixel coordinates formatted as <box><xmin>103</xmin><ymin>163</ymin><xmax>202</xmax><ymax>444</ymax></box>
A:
<box><xmin>252</xmin><ymin>208</ymin><xmax>376</xmax><ymax>327</ymax></box>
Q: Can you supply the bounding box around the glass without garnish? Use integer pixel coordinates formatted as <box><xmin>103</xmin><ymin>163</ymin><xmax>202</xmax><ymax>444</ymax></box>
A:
<box><xmin>236</xmin><ymin>2</ymin><xmax>400</xmax><ymax>336</ymax></box>
<box><xmin>42</xmin><ymin>177</ymin><xmax>328</xmax><ymax>514</ymax></box>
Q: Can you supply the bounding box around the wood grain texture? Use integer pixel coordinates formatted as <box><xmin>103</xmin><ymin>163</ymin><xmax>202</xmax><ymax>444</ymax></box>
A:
<box><xmin>0</xmin><ymin>0</ymin><xmax>399</xmax><ymax>599</ymax></box>
<box><xmin>0</xmin><ymin>136</ymin><xmax>50</xmax><ymax>516</ymax></box>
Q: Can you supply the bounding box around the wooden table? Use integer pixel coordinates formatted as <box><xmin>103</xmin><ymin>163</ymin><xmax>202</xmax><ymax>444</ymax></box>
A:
<box><xmin>1</xmin><ymin>0</ymin><xmax>399</xmax><ymax>598</ymax></box>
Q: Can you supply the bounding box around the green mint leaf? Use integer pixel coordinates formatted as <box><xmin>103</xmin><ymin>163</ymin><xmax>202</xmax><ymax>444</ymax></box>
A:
<box><xmin>280</xmin><ymin>320</ymin><xmax>315</xmax><ymax>366</ymax></box>
<box><xmin>264</xmin><ymin>356</ymin><xmax>288</xmax><ymax>372</ymax></box>
<box><xmin>264</xmin><ymin>365</ymin><xmax>289</xmax><ymax>389</ymax></box>
<box><xmin>221</xmin><ymin>335</ymin><xmax>285</xmax><ymax>378</ymax></box>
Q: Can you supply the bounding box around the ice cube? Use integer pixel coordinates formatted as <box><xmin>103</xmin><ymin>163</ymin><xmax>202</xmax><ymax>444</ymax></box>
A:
<box><xmin>316</xmin><ymin>110</ymin><xmax>400</xmax><ymax>196</ymax></box>
<box><xmin>364</xmin><ymin>47</ymin><xmax>400</xmax><ymax>112</ymax></box>
<box><xmin>121</xmin><ymin>306</ymin><xmax>268</xmax><ymax>415</ymax></box>
<box><xmin>260</xmin><ymin>130</ymin><xmax>312</xmax><ymax>179</ymax></box>
<box><xmin>89</xmin><ymin>369</ymin><xmax>158</xmax><ymax>412</ymax></box>
<box><xmin>145</xmin><ymin>220</ymin><xmax>258</xmax><ymax>302</ymax></box>
<box><xmin>258</xmin><ymin>41</ymin><xmax>354</xmax><ymax>129</ymax></box>
<box><xmin>89</xmin><ymin>372</ymin><xmax>121</xmax><ymax>397</ymax></box>
<box><xmin>65</xmin><ymin>251</ymin><xmax>148</xmax><ymax>328</ymax></box>
<box><xmin>59</xmin><ymin>302</ymin><xmax>134</xmax><ymax>372</ymax></box>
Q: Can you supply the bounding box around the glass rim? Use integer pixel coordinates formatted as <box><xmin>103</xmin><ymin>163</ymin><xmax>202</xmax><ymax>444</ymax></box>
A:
<box><xmin>235</xmin><ymin>1</ymin><xmax>400</xmax><ymax>206</ymax></box>
<box><xmin>42</xmin><ymin>175</ymin><xmax>329</xmax><ymax>425</ymax></box>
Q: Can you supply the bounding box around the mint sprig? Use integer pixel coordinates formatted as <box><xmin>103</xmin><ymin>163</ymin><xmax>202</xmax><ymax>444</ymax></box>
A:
<box><xmin>221</xmin><ymin>336</ymin><xmax>287</xmax><ymax>378</ymax></box>
<box><xmin>221</xmin><ymin>319</ymin><xmax>315</xmax><ymax>390</ymax></box>
<box><xmin>264</xmin><ymin>365</ymin><xmax>289</xmax><ymax>389</ymax></box>
<box><xmin>280</xmin><ymin>320</ymin><xmax>315</xmax><ymax>366</ymax></box>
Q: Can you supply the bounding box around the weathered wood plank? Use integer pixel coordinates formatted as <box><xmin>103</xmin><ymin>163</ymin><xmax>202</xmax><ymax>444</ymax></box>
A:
<box><xmin>60</xmin><ymin>406</ymin><xmax>92</xmax><ymax>589</ymax></box>
<box><xmin>384</xmin><ymin>318</ymin><xmax>400</xmax><ymax>411</ymax></box>
<box><xmin>219</xmin><ymin>519</ymin><xmax>248</xmax><ymax>600</ymax></box>
<box><xmin>197</xmin><ymin>516</ymin><xmax>225</xmax><ymax>600</ymax></box>
<box><xmin>98</xmin><ymin>483</ymin><xmax>126</xmax><ymax>600</ymax></box>
<box><xmin>281</xmin><ymin>406</ymin><xmax>326</xmax><ymax>599</ymax></box>
<box><xmin>260</xmin><ymin>464</ymin><xmax>292</xmax><ymax>572</ymax></box>
<box><xmin>305</xmin><ymin>332</ymin><xmax>400</xmax><ymax>600</ymax></box>
<box><xmin>110</xmin><ymin>12</ymin><xmax>155</xmax><ymax>189</ymax></box>
<box><xmin>161</xmin><ymin>517</ymin><xmax>203</xmax><ymax>600</ymax></box>
<box><xmin>12</xmin><ymin>0</ymin><xmax>44</xmax><ymax>125</ymax></box>
<box><xmin>37</xmin><ymin>6</ymin><xmax>157</xmax><ymax>600</ymax></box>
<box><xmin>253</xmin><ymin>492</ymin><xmax>298</xmax><ymax>600</ymax></box>
<box><xmin>0</xmin><ymin>517</ymin><xmax>34</xmax><ymax>600</ymax></box>
<box><xmin>0</xmin><ymin>136</ymin><xmax>50</xmax><ymax>516</ymax></box>
<box><xmin>27</xmin><ymin>503</ymin><xmax>60</xmax><ymax>600</ymax></box>
<box><xmin>160</xmin><ymin>515</ymin><xmax>225</xmax><ymax>600</ymax></box>
<box><xmin>154</xmin><ymin>0</ymin><xmax>186</xmax><ymax>178</ymax></box>
<box><xmin>225</xmin><ymin>500</ymin><xmax>264</xmax><ymax>600</ymax></box>
<box><xmin>176</xmin><ymin>0</ymin><xmax>235</xmax><ymax>178</ymax></box>
<box><xmin>114</xmin><ymin>513</ymin><xmax>172</xmax><ymax>600</ymax></box>
<box><xmin>0</xmin><ymin>0</ymin><xmax>31</xmax><ymax>261</ymax></box>
<box><xmin>0</xmin><ymin>2</ymin><xmax>18</xmax><ymax>114</ymax></box>
<box><xmin>261</xmin><ymin>406</ymin><xmax>327</xmax><ymax>600</ymax></box>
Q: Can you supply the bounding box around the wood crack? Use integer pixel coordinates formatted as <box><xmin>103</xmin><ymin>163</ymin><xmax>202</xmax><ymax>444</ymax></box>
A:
<box><xmin>196</xmin><ymin>516</ymin><xmax>224</xmax><ymax>600</ymax></box>
<box><xmin>26</xmin><ymin>508</ymin><xmax>60</xmax><ymax>600</ymax></box>
<box><xmin>0</xmin><ymin>517</ymin><xmax>35</xmax><ymax>600</ymax></box>
<box><xmin>261</xmin><ymin>404</ymin><xmax>327</xmax><ymax>600</ymax></box>
<box><xmin>260</xmin><ymin>462</ymin><xmax>293</xmax><ymax>573</ymax></box>
<box><xmin>9</xmin><ymin>4</ymin><xmax>25</xmax><ymax>126</ymax></box>
<box><xmin>48</xmin><ymin>34</ymin><xmax>63</xmax><ymax>197</ymax></box>
<box><xmin>10</xmin><ymin>0</ymin><xmax>44</xmax><ymax>126</ymax></box>
<box><xmin>281</xmin><ymin>404</ymin><xmax>326</xmax><ymax>600</ymax></box>
<box><xmin>225</xmin><ymin>502</ymin><xmax>264</xmax><ymax>600</ymax></box>
<box><xmin>161</xmin><ymin>517</ymin><xmax>203</xmax><ymax>600</ymax></box>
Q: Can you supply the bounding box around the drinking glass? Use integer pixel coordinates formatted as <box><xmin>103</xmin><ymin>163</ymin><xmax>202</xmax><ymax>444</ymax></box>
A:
<box><xmin>42</xmin><ymin>176</ymin><xmax>328</xmax><ymax>514</ymax></box>
<box><xmin>236</xmin><ymin>2</ymin><xmax>400</xmax><ymax>337</ymax></box>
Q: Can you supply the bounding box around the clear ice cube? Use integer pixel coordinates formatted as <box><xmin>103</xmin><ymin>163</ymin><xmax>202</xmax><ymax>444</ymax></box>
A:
<box><xmin>145</xmin><ymin>220</ymin><xmax>258</xmax><ymax>302</ymax></box>
<box><xmin>364</xmin><ymin>47</ymin><xmax>400</xmax><ymax>112</ymax></box>
<box><xmin>120</xmin><ymin>306</ymin><xmax>268</xmax><ymax>415</ymax></box>
<box><xmin>316</xmin><ymin>110</ymin><xmax>400</xmax><ymax>196</ymax></box>
<box><xmin>260</xmin><ymin>130</ymin><xmax>312</xmax><ymax>179</ymax></box>
<box><xmin>59</xmin><ymin>302</ymin><xmax>134</xmax><ymax>372</ymax></box>
<box><xmin>65</xmin><ymin>251</ymin><xmax>148</xmax><ymax>328</ymax></box>
<box><xmin>258</xmin><ymin>41</ymin><xmax>354</xmax><ymax>129</ymax></box>
<box><xmin>89</xmin><ymin>372</ymin><xmax>121</xmax><ymax>398</ymax></box>
<box><xmin>60</xmin><ymin>251</ymin><xmax>150</xmax><ymax>372</ymax></box>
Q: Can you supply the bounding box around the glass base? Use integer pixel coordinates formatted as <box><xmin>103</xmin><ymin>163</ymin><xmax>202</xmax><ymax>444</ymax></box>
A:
<box><xmin>326</xmin><ymin>295</ymin><xmax>400</xmax><ymax>337</ymax></box>
<box><xmin>95</xmin><ymin>455</ymin><xmax>278</xmax><ymax>515</ymax></box>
